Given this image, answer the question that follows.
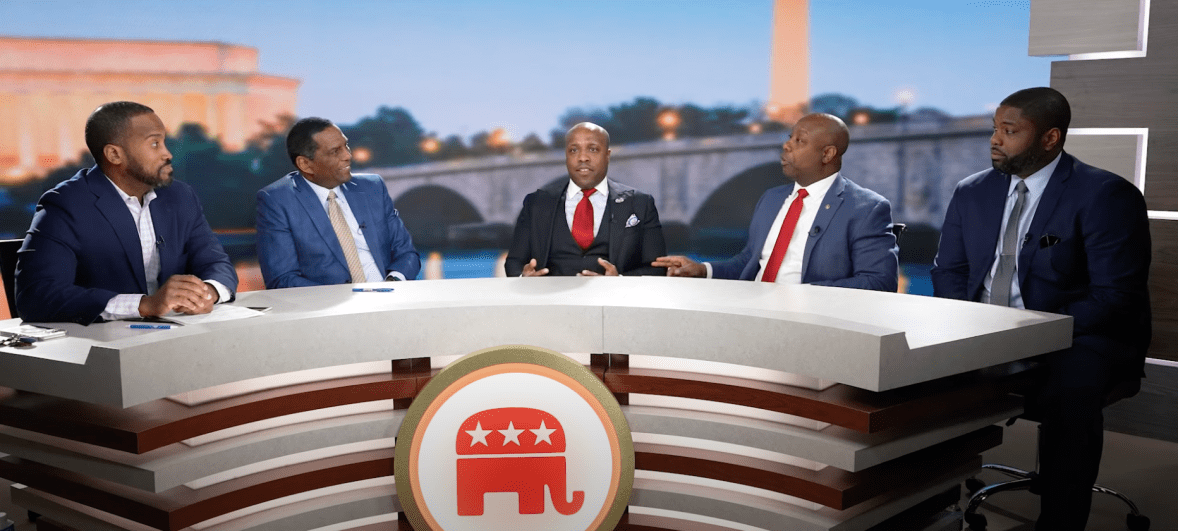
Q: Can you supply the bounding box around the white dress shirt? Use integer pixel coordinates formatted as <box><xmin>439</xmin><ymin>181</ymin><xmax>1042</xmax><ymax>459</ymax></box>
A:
<box><xmin>981</xmin><ymin>152</ymin><xmax>1061</xmax><ymax>308</ymax></box>
<box><xmin>304</xmin><ymin>178</ymin><xmax>405</xmax><ymax>281</ymax></box>
<box><xmin>564</xmin><ymin>178</ymin><xmax>609</xmax><ymax>238</ymax></box>
<box><xmin>101</xmin><ymin>178</ymin><xmax>230</xmax><ymax>320</ymax></box>
<box><xmin>705</xmin><ymin>172</ymin><xmax>838</xmax><ymax>283</ymax></box>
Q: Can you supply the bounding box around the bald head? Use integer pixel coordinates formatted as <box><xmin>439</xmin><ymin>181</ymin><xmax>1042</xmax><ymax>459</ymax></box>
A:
<box><xmin>779</xmin><ymin>113</ymin><xmax>851</xmax><ymax>186</ymax></box>
<box><xmin>798</xmin><ymin>113</ymin><xmax>850</xmax><ymax>157</ymax></box>
<box><xmin>565</xmin><ymin>122</ymin><xmax>610</xmax><ymax>148</ymax></box>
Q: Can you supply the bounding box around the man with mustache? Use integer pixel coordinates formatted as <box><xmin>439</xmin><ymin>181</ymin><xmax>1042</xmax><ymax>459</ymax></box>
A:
<box><xmin>505</xmin><ymin>122</ymin><xmax>666</xmax><ymax>277</ymax></box>
<box><xmin>15</xmin><ymin>101</ymin><xmax>237</xmax><ymax>324</ymax></box>
<box><xmin>652</xmin><ymin>113</ymin><xmax>897</xmax><ymax>291</ymax></box>
<box><xmin>932</xmin><ymin>87</ymin><xmax>1150</xmax><ymax>530</ymax></box>
<box><xmin>256</xmin><ymin>117</ymin><xmax>420</xmax><ymax>288</ymax></box>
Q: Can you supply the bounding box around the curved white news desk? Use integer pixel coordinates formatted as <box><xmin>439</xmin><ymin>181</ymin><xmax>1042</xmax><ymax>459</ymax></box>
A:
<box><xmin>0</xmin><ymin>277</ymin><xmax>1071</xmax><ymax>531</ymax></box>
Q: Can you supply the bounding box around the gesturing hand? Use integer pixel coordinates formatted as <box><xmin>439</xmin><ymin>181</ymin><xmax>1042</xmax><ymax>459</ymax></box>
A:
<box><xmin>521</xmin><ymin>258</ymin><xmax>550</xmax><ymax>277</ymax></box>
<box><xmin>651</xmin><ymin>255</ymin><xmax>707</xmax><ymax>277</ymax></box>
<box><xmin>579</xmin><ymin>258</ymin><xmax>619</xmax><ymax>276</ymax></box>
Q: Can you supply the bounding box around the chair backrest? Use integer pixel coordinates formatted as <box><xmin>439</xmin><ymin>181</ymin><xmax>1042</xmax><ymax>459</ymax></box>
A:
<box><xmin>890</xmin><ymin>222</ymin><xmax>907</xmax><ymax>245</ymax></box>
<box><xmin>0</xmin><ymin>238</ymin><xmax>21</xmax><ymax>319</ymax></box>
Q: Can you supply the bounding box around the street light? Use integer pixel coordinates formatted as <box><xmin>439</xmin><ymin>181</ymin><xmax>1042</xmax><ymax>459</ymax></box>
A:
<box><xmin>657</xmin><ymin>108</ymin><xmax>680</xmax><ymax>140</ymax></box>
<box><xmin>352</xmin><ymin>147</ymin><xmax>372</xmax><ymax>164</ymax></box>
<box><xmin>487</xmin><ymin>128</ymin><xmax>511</xmax><ymax>149</ymax></box>
<box><xmin>420</xmin><ymin>137</ymin><xmax>441</xmax><ymax>155</ymax></box>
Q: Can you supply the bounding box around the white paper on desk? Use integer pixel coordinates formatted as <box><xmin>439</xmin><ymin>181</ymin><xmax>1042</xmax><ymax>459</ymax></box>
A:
<box><xmin>161</xmin><ymin>304</ymin><xmax>265</xmax><ymax>325</ymax></box>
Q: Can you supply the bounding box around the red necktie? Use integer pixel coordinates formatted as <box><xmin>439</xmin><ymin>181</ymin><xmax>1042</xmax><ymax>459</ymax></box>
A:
<box><xmin>571</xmin><ymin>188</ymin><xmax>595</xmax><ymax>250</ymax></box>
<box><xmin>761</xmin><ymin>188</ymin><xmax>809</xmax><ymax>283</ymax></box>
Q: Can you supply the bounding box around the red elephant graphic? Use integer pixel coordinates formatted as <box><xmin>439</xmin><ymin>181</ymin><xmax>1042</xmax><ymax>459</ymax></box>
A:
<box><xmin>455</xmin><ymin>407</ymin><xmax>585</xmax><ymax>516</ymax></box>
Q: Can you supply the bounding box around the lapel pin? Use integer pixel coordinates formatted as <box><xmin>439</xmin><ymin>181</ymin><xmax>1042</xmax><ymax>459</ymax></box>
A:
<box><xmin>825</xmin><ymin>204</ymin><xmax>830</xmax><ymax>209</ymax></box>
<box><xmin>615</xmin><ymin>196</ymin><xmax>625</xmax><ymax>203</ymax></box>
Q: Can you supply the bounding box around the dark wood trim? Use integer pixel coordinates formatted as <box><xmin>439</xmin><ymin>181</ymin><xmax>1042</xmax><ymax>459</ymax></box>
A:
<box><xmin>635</xmin><ymin>425</ymin><xmax>997</xmax><ymax>510</ymax></box>
<box><xmin>392</xmin><ymin>357</ymin><xmax>431</xmax><ymax>410</ymax></box>
<box><xmin>34</xmin><ymin>518</ymin><xmax>78</xmax><ymax>531</ymax></box>
<box><xmin>605</xmin><ymin>363</ymin><xmax>1037</xmax><ymax>433</ymax></box>
<box><xmin>0</xmin><ymin>425</ymin><xmax>997</xmax><ymax>529</ymax></box>
<box><xmin>0</xmin><ymin>449</ymin><xmax>394</xmax><ymax>530</ymax></box>
<box><xmin>0</xmin><ymin>373</ymin><xmax>421</xmax><ymax>455</ymax></box>
<box><xmin>0</xmin><ymin>360</ymin><xmax>1034</xmax><ymax>456</ymax></box>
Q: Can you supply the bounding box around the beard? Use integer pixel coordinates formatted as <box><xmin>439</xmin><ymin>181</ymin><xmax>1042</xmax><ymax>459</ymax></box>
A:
<box><xmin>127</xmin><ymin>156</ymin><xmax>173</xmax><ymax>189</ymax></box>
<box><xmin>992</xmin><ymin>146</ymin><xmax>1046</xmax><ymax>176</ymax></box>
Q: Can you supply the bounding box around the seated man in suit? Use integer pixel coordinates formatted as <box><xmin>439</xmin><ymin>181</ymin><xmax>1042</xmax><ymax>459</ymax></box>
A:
<box><xmin>504</xmin><ymin>122</ymin><xmax>666</xmax><ymax>277</ymax></box>
<box><xmin>15</xmin><ymin>101</ymin><xmax>237</xmax><ymax>324</ymax></box>
<box><xmin>256</xmin><ymin>117</ymin><xmax>420</xmax><ymax>288</ymax></box>
<box><xmin>653</xmin><ymin>113</ymin><xmax>897</xmax><ymax>291</ymax></box>
<box><xmin>932</xmin><ymin>87</ymin><xmax>1150</xmax><ymax>530</ymax></box>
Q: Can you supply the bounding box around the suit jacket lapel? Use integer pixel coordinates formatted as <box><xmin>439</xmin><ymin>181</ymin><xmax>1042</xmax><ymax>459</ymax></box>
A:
<box><xmin>148</xmin><ymin>192</ymin><xmax>173</xmax><ymax>285</ymax></box>
<box><xmin>293</xmin><ymin>173</ymin><xmax>350</xmax><ymax>271</ymax></box>
<box><xmin>535</xmin><ymin>181</ymin><xmax>564</xmax><ymax>269</ymax></box>
<box><xmin>1018</xmin><ymin>152</ymin><xmax>1073</xmax><ymax>286</ymax></box>
<box><xmin>607</xmin><ymin>180</ymin><xmax>631</xmax><ymax>265</ymax></box>
<box><xmin>342</xmin><ymin>180</ymin><xmax>387</xmax><ymax>273</ymax></box>
<box><xmin>801</xmin><ymin>175</ymin><xmax>845</xmax><ymax>279</ymax></box>
<box><xmin>750</xmin><ymin>185</ymin><xmax>792</xmax><ymax>259</ymax></box>
<box><xmin>88</xmin><ymin>169</ymin><xmax>148</xmax><ymax>292</ymax></box>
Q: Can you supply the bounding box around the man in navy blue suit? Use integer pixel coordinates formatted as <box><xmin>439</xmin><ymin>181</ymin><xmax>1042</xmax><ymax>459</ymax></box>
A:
<box><xmin>654</xmin><ymin>113</ymin><xmax>897</xmax><ymax>291</ymax></box>
<box><xmin>256</xmin><ymin>117</ymin><xmax>420</xmax><ymax>289</ymax></box>
<box><xmin>15</xmin><ymin>101</ymin><xmax>237</xmax><ymax>324</ymax></box>
<box><xmin>932</xmin><ymin>87</ymin><xmax>1151</xmax><ymax>530</ymax></box>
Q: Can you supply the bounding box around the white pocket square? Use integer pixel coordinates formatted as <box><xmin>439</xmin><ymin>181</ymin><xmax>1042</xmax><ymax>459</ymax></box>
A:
<box><xmin>625</xmin><ymin>214</ymin><xmax>640</xmax><ymax>228</ymax></box>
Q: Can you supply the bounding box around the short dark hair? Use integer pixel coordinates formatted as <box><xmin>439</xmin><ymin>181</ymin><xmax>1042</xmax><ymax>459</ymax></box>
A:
<box><xmin>84</xmin><ymin>101</ymin><xmax>155</xmax><ymax>166</ymax></box>
<box><xmin>286</xmin><ymin>117</ymin><xmax>335</xmax><ymax>166</ymax></box>
<box><xmin>1000</xmin><ymin>87</ymin><xmax>1071</xmax><ymax>145</ymax></box>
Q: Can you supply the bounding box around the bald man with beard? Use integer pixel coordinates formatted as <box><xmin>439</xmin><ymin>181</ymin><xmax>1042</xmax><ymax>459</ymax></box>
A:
<box><xmin>655</xmin><ymin>113</ymin><xmax>898</xmax><ymax>290</ymax></box>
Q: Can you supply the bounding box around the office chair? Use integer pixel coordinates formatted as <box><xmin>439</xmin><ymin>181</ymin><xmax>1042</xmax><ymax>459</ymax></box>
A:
<box><xmin>0</xmin><ymin>239</ymin><xmax>20</xmax><ymax>319</ymax></box>
<box><xmin>963</xmin><ymin>377</ymin><xmax>1150</xmax><ymax>530</ymax></box>
<box><xmin>890</xmin><ymin>222</ymin><xmax>906</xmax><ymax>244</ymax></box>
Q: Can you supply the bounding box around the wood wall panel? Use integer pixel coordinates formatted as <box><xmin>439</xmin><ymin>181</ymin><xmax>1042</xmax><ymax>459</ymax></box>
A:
<box><xmin>1030</xmin><ymin>0</ymin><xmax>1142</xmax><ymax>55</ymax></box>
<box><xmin>1049</xmin><ymin>0</ymin><xmax>1178</xmax><ymax>361</ymax></box>
<box><xmin>1148</xmin><ymin>220</ymin><xmax>1178</xmax><ymax>361</ymax></box>
<box><xmin>1064</xmin><ymin>134</ymin><xmax>1141</xmax><ymax>187</ymax></box>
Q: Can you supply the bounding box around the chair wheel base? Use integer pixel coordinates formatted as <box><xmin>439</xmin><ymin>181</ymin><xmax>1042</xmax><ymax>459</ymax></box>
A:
<box><xmin>964</xmin><ymin>511</ymin><xmax>987</xmax><ymax>530</ymax></box>
<box><xmin>965</xmin><ymin>478</ymin><xmax>986</xmax><ymax>494</ymax></box>
<box><xmin>1127</xmin><ymin>513</ymin><xmax>1150</xmax><ymax>531</ymax></box>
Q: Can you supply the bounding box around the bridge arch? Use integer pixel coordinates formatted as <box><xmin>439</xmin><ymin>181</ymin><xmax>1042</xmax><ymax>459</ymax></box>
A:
<box><xmin>689</xmin><ymin>162</ymin><xmax>783</xmax><ymax>256</ymax></box>
<box><xmin>393</xmin><ymin>185</ymin><xmax>483</xmax><ymax>249</ymax></box>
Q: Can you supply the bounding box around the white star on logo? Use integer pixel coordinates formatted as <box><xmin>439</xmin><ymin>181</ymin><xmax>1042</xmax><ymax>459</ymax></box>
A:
<box><xmin>466</xmin><ymin>422</ymin><xmax>491</xmax><ymax>447</ymax></box>
<box><xmin>530</xmin><ymin>420</ymin><xmax>556</xmax><ymax>445</ymax></box>
<box><xmin>499</xmin><ymin>421</ymin><xmax>524</xmax><ymax>446</ymax></box>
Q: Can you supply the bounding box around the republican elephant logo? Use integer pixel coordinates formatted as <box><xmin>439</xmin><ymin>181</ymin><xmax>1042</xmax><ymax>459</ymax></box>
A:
<box><xmin>455</xmin><ymin>407</ymin><xmax>585</xmax><ymax>516</ymax></box>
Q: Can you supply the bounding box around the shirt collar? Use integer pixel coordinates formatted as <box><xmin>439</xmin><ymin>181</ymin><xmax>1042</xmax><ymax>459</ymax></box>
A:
<box><xmin>105</xmin><ymin>176</ymin><xmax>157</xmax><ymax>207</ymax></box>
<box><xmin>566</xmin><ymin>177</ymin><xmax>609</xmax><ymax>200</ymax></box>
<box><xmin>301</xmin><ymin>172</ymin><xmax>343</xmax><ymax>205</ymax></box>
<box><xmin>793</xmin><ymin>171</ymin><xmax>838</xmax><ymax>202</ymax></box>
<box><xmin>1009</xmin><ymin>152</ymin><xmax>1061</xmax><ymax>198</ymax></box>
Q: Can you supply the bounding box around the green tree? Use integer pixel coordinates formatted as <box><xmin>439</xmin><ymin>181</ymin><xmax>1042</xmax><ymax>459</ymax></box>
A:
<box><xmin>677</xmin><ymin>104</ymin><xmax>750</xmax><ymax>138</ymax></box>
<box><xmin>342</xmin><ymin>106</ymin><xmax>426</xmax><ymax>168</ymax></box>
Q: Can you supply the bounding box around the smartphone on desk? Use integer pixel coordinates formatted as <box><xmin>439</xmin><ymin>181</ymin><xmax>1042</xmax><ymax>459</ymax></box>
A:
<box><xmin>1</xmin><ymin>324</ymin><xmax>66</xmax><ymax>341</ymax></box>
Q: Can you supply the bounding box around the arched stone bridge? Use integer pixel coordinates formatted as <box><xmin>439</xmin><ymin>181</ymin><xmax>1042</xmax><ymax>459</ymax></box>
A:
<box><xmin>372</xmin><ymin>116</ymin><xmax>992</xmax><ymax>249</ymax></box>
